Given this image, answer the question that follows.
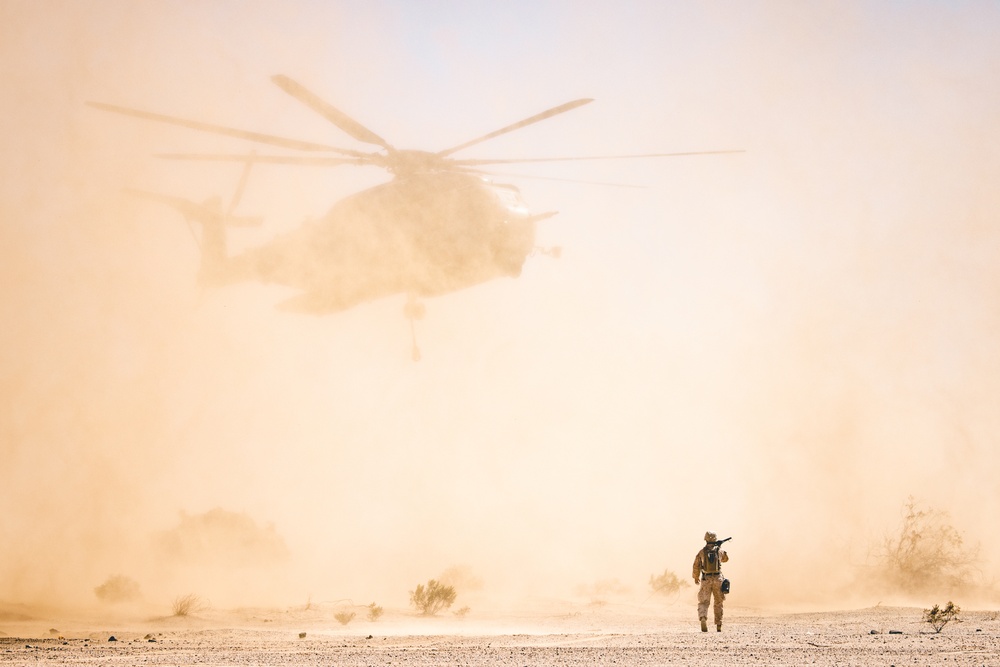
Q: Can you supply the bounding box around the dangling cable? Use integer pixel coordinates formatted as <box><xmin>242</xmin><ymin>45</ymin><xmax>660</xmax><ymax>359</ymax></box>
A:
<box><xmin>404</xmin><ymin>295</ymin><xmax>426</xmax><ymax>361</ymax></box>
<box><xmin>409</xmin><ymin>316</ymin><xmax>421</xmax><ymax>362</ymax></box>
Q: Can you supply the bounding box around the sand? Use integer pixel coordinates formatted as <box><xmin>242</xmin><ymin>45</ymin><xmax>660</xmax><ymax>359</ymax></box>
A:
<box><xmin>3</xmin><ymin>601</ymin><xmax>998</xmax><ymax>666</ymax></box>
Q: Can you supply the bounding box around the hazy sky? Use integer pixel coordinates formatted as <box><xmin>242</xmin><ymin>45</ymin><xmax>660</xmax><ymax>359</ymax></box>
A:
<box><xmin>2</xmin><ymin>1</ymin><xmax>999</xmax><ymax>611</ymax></box>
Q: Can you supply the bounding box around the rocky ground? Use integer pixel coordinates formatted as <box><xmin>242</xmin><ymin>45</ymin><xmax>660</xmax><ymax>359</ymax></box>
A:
<box><xmin>2</xmin><ymin>602</ymin><xmax>998</xmax><ymax>666</ymax></box>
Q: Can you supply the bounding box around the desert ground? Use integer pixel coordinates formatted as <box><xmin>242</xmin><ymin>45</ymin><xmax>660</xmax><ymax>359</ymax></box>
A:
<box><xmin>3</xmin><ymin>601</ymin><xmax>999</xmax><ymax>666</ymax></box>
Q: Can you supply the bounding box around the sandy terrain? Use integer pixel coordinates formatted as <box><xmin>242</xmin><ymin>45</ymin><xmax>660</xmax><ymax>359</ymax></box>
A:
<box><xmin>3</xmin><ymin>601</ymin><xmax>998</xmax><ymax>666</ymax></box>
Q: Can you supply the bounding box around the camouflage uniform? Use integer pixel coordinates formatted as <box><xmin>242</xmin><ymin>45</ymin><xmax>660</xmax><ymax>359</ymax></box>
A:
<box><xmin>692</xmin><ymin>532</ymin><xmax>729</xmax><ymax>631</ymax></box>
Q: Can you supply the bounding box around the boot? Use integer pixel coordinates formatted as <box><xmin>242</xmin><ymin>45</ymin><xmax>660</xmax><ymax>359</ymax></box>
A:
<box><xmin>700</xmin><ymin>619</ymin><xmax>708</xmax><ymax>632</ymax></box>
<box><xmin>716</xmin><ymin>624</ymin><xmax>722</xmax><ymax>632</ymax></box>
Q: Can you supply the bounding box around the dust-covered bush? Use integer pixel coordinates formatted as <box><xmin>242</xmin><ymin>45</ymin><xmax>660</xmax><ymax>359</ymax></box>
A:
<box><xmin>171</xmin><ymin>593</ymin><xmax>204</xmax><ymax>617</ymax></box>
<box><xmin>334</xmin><ymin>611</ymin><xmax>355</xmax><ymax>625</ymax></box>
<box><xmin>870</xmin><ymin>497</ymin><xmax>980</xmax><ymax>595</ymax></box>
<box><xmin>923</xmin><ymin>601</ymin><xmax>961</xmax><ymax>633</ymax></box>
<box><xmin>409</xmin><ymin>579</ymin><xmax>457</xmax><ymax>616</ymax></box>
<box><xmin>94</xmin><ymin>575</ymin><xmax>141</xmax><ymax>603</ymax></box>
<box><xmin>648</xmin><ymin>569</ymin><xmax>689</xmax><ymax>597</ymax></box>
<box><xmin>367</xmin><ymin>602</ymin><xmax>384</xmax><ymax>622</ymax></box>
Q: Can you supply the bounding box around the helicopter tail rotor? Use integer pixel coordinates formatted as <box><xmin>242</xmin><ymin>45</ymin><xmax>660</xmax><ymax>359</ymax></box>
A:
<box><xmin>226</xmin><ymin>151</ymin><xmax>255</xmax><ymax>218</ymax></box>
<box><xmin>123</xmin><ymin>154</ymin><xmax>263</xmax><ymax>285</ymax></box>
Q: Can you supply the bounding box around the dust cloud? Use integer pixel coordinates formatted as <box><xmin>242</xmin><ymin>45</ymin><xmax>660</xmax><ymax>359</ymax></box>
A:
<box><xmin>2</xmin><ymin>1</ymin><xmax>1000</xmax><ymax>620</ymax></box>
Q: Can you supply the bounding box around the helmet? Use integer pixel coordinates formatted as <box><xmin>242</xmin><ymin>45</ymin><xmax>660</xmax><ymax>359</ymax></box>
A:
<box><xmin>704</xmin><ymin>531</ymin><xmax>717</xmax><ymax>542</ymax></box>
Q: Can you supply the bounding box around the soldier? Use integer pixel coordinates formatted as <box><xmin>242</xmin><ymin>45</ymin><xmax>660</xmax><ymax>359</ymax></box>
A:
<box><xmin>692</xmin><ymin>531</ymin><xmax>729</xmax><ymax>632</ymax></box>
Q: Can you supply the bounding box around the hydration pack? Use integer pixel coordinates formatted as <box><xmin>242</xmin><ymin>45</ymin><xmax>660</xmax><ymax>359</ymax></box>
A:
<box><xmin>703</xmin><ymin>546</ymin><xmax>722</xmax><ymax>574</ymax></box>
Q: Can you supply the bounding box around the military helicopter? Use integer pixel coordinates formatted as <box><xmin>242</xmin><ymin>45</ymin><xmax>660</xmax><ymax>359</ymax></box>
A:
<box><xmin>90</xmin><ymin>75</ymin><xmax>740</xmax><ymax>359</ymax></box>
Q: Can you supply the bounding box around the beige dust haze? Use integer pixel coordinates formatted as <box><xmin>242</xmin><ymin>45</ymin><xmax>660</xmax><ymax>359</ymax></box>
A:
<box><xmin>2</xmin><ymin>1</ymin><xmax>999</xmax><ymax>618</ymax></box>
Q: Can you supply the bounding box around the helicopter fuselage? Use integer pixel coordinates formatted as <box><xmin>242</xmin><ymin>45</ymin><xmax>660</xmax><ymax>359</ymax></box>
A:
<box><xmin>92</xmin><ymin>75</ymin><xmax>738</xmax><ymax>326</ymax></box>
<box><xmin>211</xmin><ymin>172</ymin><xmax>542</xmax><ymax>314</ymax></box>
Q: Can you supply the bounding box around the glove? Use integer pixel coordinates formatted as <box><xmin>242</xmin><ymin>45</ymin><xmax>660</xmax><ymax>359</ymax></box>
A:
<box><xmin>693</xmin><ymin>577</ymin><xmax>699</xmax><ymax>586</ymax></box>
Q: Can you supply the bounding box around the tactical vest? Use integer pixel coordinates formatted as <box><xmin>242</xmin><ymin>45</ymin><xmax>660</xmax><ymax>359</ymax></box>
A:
<box><xmin>702</xmin><ymin>546</ymin><xmax>722</xmax><ymax>574</ymax></box>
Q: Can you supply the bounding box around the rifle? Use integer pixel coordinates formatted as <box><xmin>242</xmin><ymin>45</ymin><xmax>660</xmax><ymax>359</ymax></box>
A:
<box><xmin>707</xmin><ymin>537</ymin><xmax>732</xmax><ymax>548</ymax></box>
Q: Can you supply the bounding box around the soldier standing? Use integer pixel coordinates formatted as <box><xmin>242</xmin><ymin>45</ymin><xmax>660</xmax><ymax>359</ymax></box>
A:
<box><xmin>692</xmin><ymin>531</ymin><xmax>729</xmax><ymax>632</ymax></box>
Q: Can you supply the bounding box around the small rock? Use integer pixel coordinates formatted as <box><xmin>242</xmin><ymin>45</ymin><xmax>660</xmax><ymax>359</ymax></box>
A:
<box><xmin>148</xmin><ymin>638</ymin><xmax>156</xmax><ymax>643</ymax></box>
<box><xmin>367</xmin><ymin>634</ymin><xmax>373</xmax><ymax>639</ymax></box>
<box><xmin>108</xmin><ymin>636</ymin><xmax>117</xmax><ymax>642</ymax></box>
<box><xmin>298</xmin><ymin>632</ymin><xmax>306</xmax><ymax>639</ymax></box>
<box><xmin>869</xmin><ymin>630</ymin><xmax>879</xmax><ymax>634</ymax></box>
<box><xmin>888</xmin><ymin>630</ymin><xmax>902</xmax><ymax>635</ymax></box>
<box><xmin>48</xmin><ymin>628</ymin><xmax>59</xmax><ymax>635</ymax></box>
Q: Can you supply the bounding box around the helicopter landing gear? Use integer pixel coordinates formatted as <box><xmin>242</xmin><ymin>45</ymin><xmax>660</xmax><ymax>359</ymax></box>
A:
<box><xmin>404</xmin><ymin>295</ymin><xmax>426</xmax><ymax>361</ymax></box>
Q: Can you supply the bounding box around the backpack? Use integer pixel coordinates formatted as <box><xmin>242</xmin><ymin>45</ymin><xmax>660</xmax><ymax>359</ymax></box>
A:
<box><xmin>703</xmin><ymin>546</ymin><xmax>722</xmax><ymax>574</ymax></box>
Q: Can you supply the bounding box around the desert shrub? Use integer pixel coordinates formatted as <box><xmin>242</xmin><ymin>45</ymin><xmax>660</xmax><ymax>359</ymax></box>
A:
<box><xmin>334</xmin><ymin>611</ymin><xmax>355</xmax><ymax>625</ymax></box>
<box><xmin>872</xmin><ymin>498</ymin><xmax>980</xmax><ymax>595</ymax></box>
<box><xmin>648</xmin><ymin>569</ymin><xmax>688</xmax><ymax>597</ymax></box>
<box><xmin>923</xmin><ymin>601</ymin><xmax>961</xmax><ymax>633</ymax></box>
<box><xmin>453</xmin><ymin>606</ymin><xmax>471</xmax><ymax>617</ymax></box>
<box><xmin>367</xmin><ymin>602</ymin><xmax>384</xmax><ymax>622</ymax></box>
<box><xmin>409</xmin><ymin>579</ymin><xmax>457</xmax><ymax>616</ymax></box>
<box><xmin>94</xmin><ymin>575</ymin><xmax>141</xmax><ymax>603</ymax></box>
<box><xmin>171</xmin><ymin>594</ymin><xmax>204</xmax><ymax>617</ymax></box>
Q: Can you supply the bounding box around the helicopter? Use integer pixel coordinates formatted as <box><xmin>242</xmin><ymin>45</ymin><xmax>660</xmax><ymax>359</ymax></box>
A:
<box><xmin>89</xmin><ymin>75</ymin><xmax>741</xmax><ymax>359</ymax></box>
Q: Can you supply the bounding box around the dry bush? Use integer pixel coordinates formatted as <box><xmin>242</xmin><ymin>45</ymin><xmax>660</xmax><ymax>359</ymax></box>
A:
<box><xmin>334</xmin><ymin>611</ymin><xmax>355</xmax><ymax>625</ymax></box>
<box><xmin>923</xmin><ymin>601</ymin><xmax>961</xmax><ymax>633</ymax></box>
<box><xmin>453</xmin><ymin>606</ymin><xmax>471</xmax><ymax>617</ymax></box>
<box><xmin>94</xmin><ymin>575</ymin><xmax>140</xmax><ymax>603</ymax></box>
<box><xmin>171</xmin><ymin>594</ymin><xmax>204</xmax><ymax>617</ymax></box>
<box><xmin>409</xmin><ymin>580</ymin><xmax>456</xmax><ymax>616</ymax></box>
<box><xmin>367</xmin><ymin>602</ymin><xmax>384</xmax><ymax>622</ymax></box>
<box><xmin>870</xmin><ymin>497</ymin><xmax>980</xmax><ymax>595</ymax></box>
<box><xmin>648</xmin><ymin>569</ymin><xmax>689</xmax><ymax>597</ymax></box>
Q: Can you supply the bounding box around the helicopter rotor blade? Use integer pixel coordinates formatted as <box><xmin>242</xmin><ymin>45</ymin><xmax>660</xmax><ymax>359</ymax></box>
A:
<box><xmin>87</xmin><ymin>101</ymin><xmax>364</xmax><ymax>155</ymax></box>
<box><xmin>227</xmin><ymin>151</ymin><xmax>255</xmax><ymax>216</ymax></box>
<box><xmin>468</xmin><ymin>170</ymin><xmax>646</xmax><ymax>189</ymax></box>
<box><xmin>437</xmin><ymin>98</ymin><xmax>594</xmax><ymax>158</ymax></box>
<box><xmin>453</xmin><ymin>149</ymin><xmax>745</xmax><ymax>166</ymax></box>
<box><xmin>155</xmin><ymin>153</ymin><xmax>366</xmax><ymax>167</ymax></box>
<box><xmin>271</xmin><ymin>75</ymin><xmax>394</xmax><ymax>151</ymax></box>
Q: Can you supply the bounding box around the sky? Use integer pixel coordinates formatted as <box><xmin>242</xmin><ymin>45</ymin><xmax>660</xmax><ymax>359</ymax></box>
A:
<box><xmin>2</xmin><ymin>0</ymin><xmax>1000</xmax><ymax>613</ymax></box>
